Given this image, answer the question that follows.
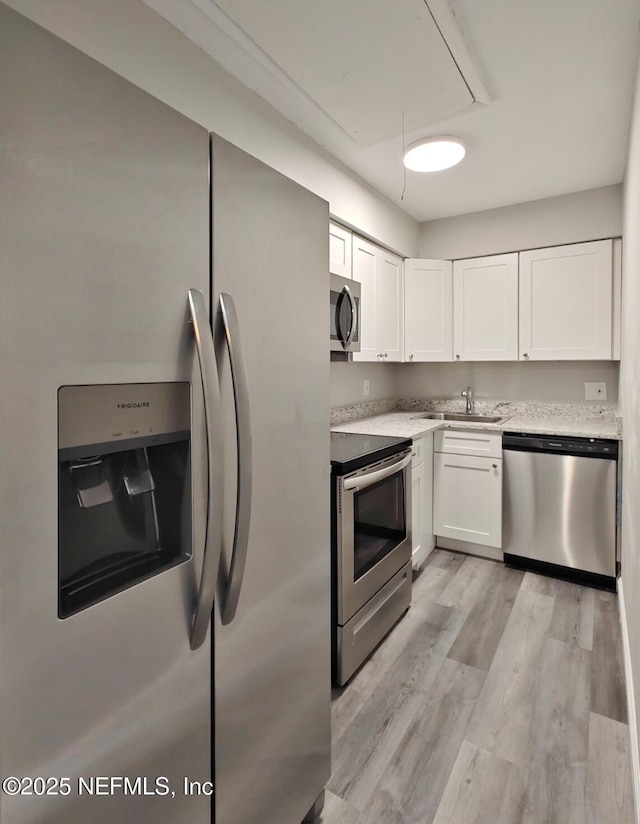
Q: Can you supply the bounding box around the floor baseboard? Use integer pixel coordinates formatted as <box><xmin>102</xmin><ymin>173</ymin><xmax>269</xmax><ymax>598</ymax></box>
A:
<box><xmin>618</xmin><ymin>577</ymin><xmax>640</xmax><ymax>824</ymax></box>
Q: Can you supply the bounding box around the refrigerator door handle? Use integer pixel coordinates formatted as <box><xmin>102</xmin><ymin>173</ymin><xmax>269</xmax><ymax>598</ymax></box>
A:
<box><xmin>188</xmin><ymin>288</ymin><xmax>225</xmax><ymax>650</ymax></box>
<box><xmin>219</xmin><ymin>292</ymin><xmax>253</xmax><ymax>626</ymax></box>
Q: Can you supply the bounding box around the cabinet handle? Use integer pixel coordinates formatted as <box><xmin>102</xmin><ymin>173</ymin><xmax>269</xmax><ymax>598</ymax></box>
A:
<box><xmin>409</xmin><ymin>353</ymin><xmax>414</xmax><ymax>360</ymax></box>
<box><xmin>523</xmin><ymin>353</ymin><xmax>529</xmax><ymax>359</ymax></box>
<box><xmin>455</xmin><ymin>354</ymin><xmax>460</xmax><ymax>360</ymax></box>
<box><xmin>492</xmin><ymin>463</ymin><xmax>498</xmax><ymax>469</ymax></box>
<box><xmin>384</xmin><ymin>352</ymin><xmax>388</xmax><ymax>359</ymax></box>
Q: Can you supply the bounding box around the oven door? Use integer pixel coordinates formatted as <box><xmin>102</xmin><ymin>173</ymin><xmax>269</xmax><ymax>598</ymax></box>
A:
<box><xmin>330</xmin><ymin>273</ymin><xmax>361</xmax><ymax>353</ymax></box>
<box><xmin>337</xmin><ymin>449</ymin><xmax>412</xmax><ymax>624</ymax></box>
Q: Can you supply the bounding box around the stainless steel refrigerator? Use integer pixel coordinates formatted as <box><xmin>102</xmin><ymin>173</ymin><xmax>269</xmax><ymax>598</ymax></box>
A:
<box><xmin>0</xmin><ymin>5</ymin><xmax>330</xmax><ymax>823</ymax></box>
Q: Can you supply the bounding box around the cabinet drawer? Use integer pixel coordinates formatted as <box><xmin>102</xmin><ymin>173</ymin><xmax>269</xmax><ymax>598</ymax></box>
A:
<box><xmin>336</xmin><ymin>562</ymin><xmax>411</xmax><ymax>686</ymax></box>
<box><xmin>435</xmin><ymin>429</ymin><xmax>502</xmax><ymax>458</ymax></box>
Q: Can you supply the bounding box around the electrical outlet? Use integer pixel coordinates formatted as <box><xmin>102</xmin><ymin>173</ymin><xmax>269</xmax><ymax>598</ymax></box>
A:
<box><xmin>363</xmin><ymin>379</ymin><xmax>370</xmax><ymax>397</ymax></box>
<box><xmin>585</xmin><ymin>381</ymin><xmax>607</xmax><ymax>401</ymax></box>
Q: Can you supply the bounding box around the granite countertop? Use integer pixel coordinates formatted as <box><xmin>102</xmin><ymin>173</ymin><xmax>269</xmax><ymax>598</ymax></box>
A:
<box><xmin>330</xmin><ymin>399</ymin><xmax>622</xmax><ymax>441</ymax></box>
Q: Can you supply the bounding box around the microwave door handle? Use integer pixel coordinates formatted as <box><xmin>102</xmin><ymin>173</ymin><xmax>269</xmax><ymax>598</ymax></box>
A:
<box><xmin>219</xmin><ymin>292</ymin><xmax>253</xmax><ymax>626</ymax></box>
<box><xmin>335</xmin><ymin>287</ymin><xmax>347</xmax><ymax>349</ymax></box>
<box><xmin>343</xmin><ymin>284</ymin><xmax>358</xmax><ymax>348</ymax></box>
<box><xmin>188</xmin><ymin>288</ymin><xmax>225</xmax><ymax>650</ymax></box>
<box><xmin>343</xmin><ymin>453</ymin><xmax>412</xmax><ymax>493</ymax></box>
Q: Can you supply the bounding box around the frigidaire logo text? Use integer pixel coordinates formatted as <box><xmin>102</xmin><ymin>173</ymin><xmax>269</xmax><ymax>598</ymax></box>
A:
<box><xmin>117</xmin><ymin>402</ymin><xmax>150</xmax><ymax>409</ymax></box>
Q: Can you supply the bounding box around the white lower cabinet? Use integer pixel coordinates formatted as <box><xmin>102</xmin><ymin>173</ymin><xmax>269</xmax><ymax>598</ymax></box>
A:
<box><xmin>433</xmin><ymin>433</ymin><xmax>502</xmax><ymax>549</ymax></box>
<box><xmin>411</xmin><ymin>434</ymin><xmax>435</xmax><ymax>570</ymax></box>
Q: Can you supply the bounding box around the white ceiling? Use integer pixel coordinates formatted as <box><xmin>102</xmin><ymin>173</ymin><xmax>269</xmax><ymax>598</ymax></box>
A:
<box><xmin>145</xmin><ymin>0</ymin><xmax>640</xmax><ymax>222</ymax></box>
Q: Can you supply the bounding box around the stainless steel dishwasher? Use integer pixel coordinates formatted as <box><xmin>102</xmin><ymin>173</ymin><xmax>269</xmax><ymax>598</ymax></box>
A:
<box><xmin>502</xmin><ymin>433</ymin><xmax>618</xmax><ymax>589</ymax></box>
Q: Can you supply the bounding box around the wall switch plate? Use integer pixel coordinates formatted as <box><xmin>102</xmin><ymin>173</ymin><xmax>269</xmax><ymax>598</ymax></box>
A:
<box><xmin>363</xmin><ymin>379</ymin><xmax>370</xmax><ymax>397</ymax></box>
<box><xmin>585</xmin><ymin>381</ymin><xmax>607</xmax><ymax>401</ymax></box>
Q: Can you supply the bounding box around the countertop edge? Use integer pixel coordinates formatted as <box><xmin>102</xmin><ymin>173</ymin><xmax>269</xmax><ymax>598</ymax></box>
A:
<box><xmin>331</xmin><ymin>413</ymin><xmax>622</xmax><ymax>441</ymax></box>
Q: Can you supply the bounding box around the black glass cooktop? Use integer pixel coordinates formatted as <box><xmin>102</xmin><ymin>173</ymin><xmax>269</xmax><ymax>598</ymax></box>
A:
<box><xmin>330</xmin><ymin>431</ymin><xmax>412</xmax><ymax>475</ymax></box>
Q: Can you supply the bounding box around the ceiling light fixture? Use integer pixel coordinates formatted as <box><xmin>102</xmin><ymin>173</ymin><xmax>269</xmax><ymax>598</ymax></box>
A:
<box><xmin>403</xmin><ymin>136</ymin><xmax>466</xmax><ymax>172</ymax></box>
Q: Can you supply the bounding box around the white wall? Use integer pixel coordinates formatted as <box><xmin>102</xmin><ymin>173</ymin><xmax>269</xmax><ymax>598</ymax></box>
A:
<box><xmin>3</xmin><ymin>0</ymin><xmax>419</xmax><ymax>257</ymax></box>
<box><xmin>620</xmin><ymin>51</ymin><xmax>640</xmax><ymax>797</ymax></box>
<box><xmin>330</xmin><ymin>362</ymin><xmax>397</xmax><ymax>408</ymax></box>
<box><xmin>396</xmin><ymin>361</ymin><xmax>619</xmax><ymax>403</ymax></box>
<box><xmin>419</xmin><ymin>184</ymin><xmax>622</xmax><ymax>260</ymax></box>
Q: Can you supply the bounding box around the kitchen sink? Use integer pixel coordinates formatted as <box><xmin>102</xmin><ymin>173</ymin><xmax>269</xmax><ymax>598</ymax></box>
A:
<box><xmin>412</xmin><ymin>412</ymin><xmax>510</xmax><ymax>424</ymax></box>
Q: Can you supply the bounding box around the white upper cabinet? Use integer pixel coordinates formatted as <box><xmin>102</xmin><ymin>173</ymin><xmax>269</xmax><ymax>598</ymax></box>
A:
<box><xmin>613</xmin><ymin>238</ymin><xmax>622</xmax><ymax>360</ymax></box>
<box><xmin>377</xmin><ymin>248</ymin><xmax>403</xmax><ymax>361</ymax></box>
<box><xmin>352</xmin><ymin>236</ymin><xmax>377</xmax><ymax>360</ymax></box>
<box><xmin>453</xmin><ymin>254</ymin><xmax>518</xmax><ymax>361</ymax></box>
<box><xmin>329</xmin><ymin>221</ymin><xmax>352</xmax><ymax>278</ymax></box>
<box><xmin>352</xmin><ymin>236</ymin><xmax>403</xmax><ymax>362</ymax></box>
<box><xmin>404</xmin><ymin>259</ymin><xmax>453</xmax><ymax>362</ymax></box>
<box><xmin>519</xmin><ymin>240</ymin><xmax>613</xmax><ymax>360</ymax></box>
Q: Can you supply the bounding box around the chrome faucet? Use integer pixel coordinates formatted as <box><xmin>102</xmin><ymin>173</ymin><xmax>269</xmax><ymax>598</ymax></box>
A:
<box><xmin>461</xmin><ymin>386</ymin><xmax>474</xmax><ymax>414</ymax></box>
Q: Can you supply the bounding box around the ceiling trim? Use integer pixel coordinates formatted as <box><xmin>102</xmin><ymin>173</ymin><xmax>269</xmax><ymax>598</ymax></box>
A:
<box><xmin>424</xmin><ymin>0</ymin><xmax>492</xmax><ymax>106</ymax></box>
<box><xmin>142</xmin><ymin>0</ymin><xmax>356</xmax><ymax>145</ymax></box>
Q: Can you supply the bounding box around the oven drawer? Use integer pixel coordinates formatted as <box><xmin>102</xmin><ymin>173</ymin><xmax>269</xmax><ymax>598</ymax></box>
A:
<box><xmin>336</xmin><ymin>562</ymin><xmax>411</xmax><ymax>686</ymax></box>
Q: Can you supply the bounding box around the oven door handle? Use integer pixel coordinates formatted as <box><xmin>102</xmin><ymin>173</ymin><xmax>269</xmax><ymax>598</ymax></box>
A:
<box><xmin>343</xmin><ymin>453</ymin><xmax>412</xmax><ymax>493</ymax></box>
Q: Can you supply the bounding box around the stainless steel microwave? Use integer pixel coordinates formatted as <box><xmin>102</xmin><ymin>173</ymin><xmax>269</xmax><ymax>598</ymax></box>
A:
<box><xmin>330</xmin><ymin>273</ymin><xmax>361</xmax><ymax>357</ymax></box>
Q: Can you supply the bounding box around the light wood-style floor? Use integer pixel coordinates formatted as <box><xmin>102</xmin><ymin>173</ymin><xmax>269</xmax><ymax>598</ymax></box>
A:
<box><xmin>321</xmin><ymin>550</ymin><xmax>634</xmax><ymax>824</ymax></box>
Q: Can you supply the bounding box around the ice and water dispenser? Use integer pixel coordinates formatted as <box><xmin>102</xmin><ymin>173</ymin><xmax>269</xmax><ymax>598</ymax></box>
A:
<box><xmin>58</xmin><ymin>383</ymin><xmax>192</xmax><ymax>618</ymax></box>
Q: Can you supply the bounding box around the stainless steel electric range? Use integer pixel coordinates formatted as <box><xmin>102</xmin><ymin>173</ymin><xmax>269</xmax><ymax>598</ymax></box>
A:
<box><xmin>330</xmin><ymin>432</ymin><xmax>413</xmax><ymax>685</ymax></box>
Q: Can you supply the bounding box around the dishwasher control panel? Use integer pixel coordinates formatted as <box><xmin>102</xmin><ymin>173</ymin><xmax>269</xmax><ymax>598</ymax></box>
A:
<box><xmin>503</xmin><ymin>432</ymin><xmax>618</xmax><ymax>459</ymax></box>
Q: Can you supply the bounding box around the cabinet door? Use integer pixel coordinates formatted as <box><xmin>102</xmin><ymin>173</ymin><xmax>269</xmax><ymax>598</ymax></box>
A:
<box><xmin>352</xmin><ymin>236</ymin><xmax>378</xmax><ymax>361</ymax></box>
<box><xmin>377</xmin><ymin>249</ymin><xmax>403</xmax><ymax>362</ymax></box>
<box><xmin>411</xmin><ymin>460</ymin><xmax>425</xmax><ymax>568</ymax></box>
<box><xmin>329</xmin><ymin>221</ymin><xmax>352</xmax><ymax>278</ymax></box>
<box><xmin>411</xmin><ymin>434</ymin><xmax>435</xmax><ymax>570</ymax></box>
<box><xmin>404</xmin><ymin>259</ymin><xmax>453</xmax><ymax>362</ymax></box>
<box><xmin>422</xmin><ymin>433</ymin><xmax>435</xmax><ymax>561</ymax></box>
<box><xmin>519</xmin><ymin>240</ymin><xmax>613</xmax><ymax>360</ymax></box>
<box><xmin>613</xmin><ymin>237</ymin><xmax>622</xmax><ymax>360</ymax></box>
<box><xmin>434</xmin><ymin>453</ymin><xmax>502</xmax><ymax>548</ymax></box>
<box><xmin>453</xmin><ymin>253</ymin><xmax>518</xmax><ymax>361</ymax></box>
